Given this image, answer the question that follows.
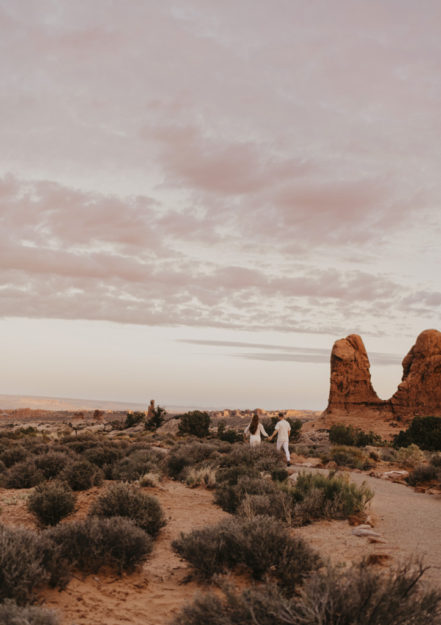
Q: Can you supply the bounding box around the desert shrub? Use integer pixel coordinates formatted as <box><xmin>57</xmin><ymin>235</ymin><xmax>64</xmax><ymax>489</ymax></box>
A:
<box><xmin>178</xmin><ymin>411</ymin><xmax>211</xmax><ymax>438</ymax></box>
<box><xmin>124</xmin><ymin>411</ymin><xmax>145</xmax><ymax>429</ymax></box>
<box><xmin>379</xmin><ymin>446</ymin><xmax>398</xmax><ymax>462</ymax></box>
<box><xmin>61</xmin><ymin>459</ymin><xmax>103</xmax><ymax>491</ymax></box>
<box><xmin>4</xmin><ymin>459</ymin><xmax>45</xmax><ymax>489</ymax></box>
<box><xmin>166</xmin><ymin>442</ymin><xmax>221</xmax><ymax>479</ymax></box>
<box><xmin>262</xmin><ymin>417</ymin><xmax>302</xmax><ymax>442</ymax></box>
<box><xmin>325</xmin><ymin>445</ymin><xmax>373</xmax><ymax>470</ymax></box>
<box><xmin>329</xmin><ymin>424</ymin><xmax>382</xmax><ymax>447</ymax></box>
<box><xmin>214</xmin><ymin>475</ymin><xmax>278</xmax><ymax>514</ymax></box>
<box><xmin>396</xmin><ymin>443</ymin><xmax>426</xmax><ymax>468</ymax></box>
<box><xmin>0</xmin><ymin>601</ymin><xmax>59</xmax><ymax>625</ymax></box>
<box><xmin>60</xmin><ymin>433</ymin><xmax>101</xmax><ymax>454</ymax></box>
<box><xmin>0</xmin><ymin>524</ymin><xmax>66</xmax><ymax>604</ymax></box>
<box><xmin>272</xmin><ymin>467</ymin><xmax>289</xmax><ymax>482</ymax></box>
<box><xmin>172</xmin><ymin>560</ymin><xmax>441</xmax><ymax>625</ymax></box>
<box><xmin>139</xmin><ymin>471</ymin><xmax>161</xmax><ymax>487</ymax></box>
<box><xmin>172</xmin><ymin>515</ymin><xmax>320</xmax><ymax>592</ymax></box>
<box><xmin>145</xmin><ymin>405</ymin><xmax>167</xmax><ymax>431</ymax></box>
<box><xmin>430</xmin><ymin>452</ymin><xmax>441</xmax><ymax>468</ymax></box>
<box><xmin>287</xmin><ymin>471</ymin><xmax>373</xmax><ymax>525</ymax></box>
<box><xmin>89</xmin><ymin>482</ymin><xmax>165</xmax><ymax>537</ymax></box>
<box><xmin>46</xmin><ymin>516</ymin><xmax>152</xmax><ymax>574</ymax></box>
<box><xmin>394</xmin><ymin>416</ymin><xmax>441</xmax><ymax>451</ymax></box>
<box><xmin>185</xmin><ymin>465</ymin><xmax>217</xmax><ymax>489</ymax></box>
<box><xmin>35</xmin><ymin>451</ymin><xmax>72</xmax><ymax>480</ymax></box>
<box><xmin>28</xmin><ymin>481</ymin><xmax>76</xmax><ymax>526</ymax></box>
<box><xmin>83</xmin><ymin>443</ymin><xmax>123</xmax><ymax>468</ymax></box>
<box><xmin>217</xmin><ymin>422</ymin><xmax>243</xmax><ymax>443</ymax></box>
<box><xmin>218</xmin><ymin>444</ymin><xmax>284</xmax><ymax>474</ymax></box>
<box><xmin>111</xmin><ymin>448</ymin><xmax>164</xmax><ymax>481</ymax></box>
<box><xmin>0</xmin><ymin>444</ymin><xmax>29</xmax><ymax>468</ymax></box>
<box><xmin>408</xmin><ymin>464</ymin><xmax>439</xmax><ymax>486</ymax></box>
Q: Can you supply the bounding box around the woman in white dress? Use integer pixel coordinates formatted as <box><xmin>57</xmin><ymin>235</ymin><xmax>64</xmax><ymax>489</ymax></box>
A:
<box><xmin>244</xmin><ymin>413</ymin><xmax>268</xmax><ymax>447</ymax></box>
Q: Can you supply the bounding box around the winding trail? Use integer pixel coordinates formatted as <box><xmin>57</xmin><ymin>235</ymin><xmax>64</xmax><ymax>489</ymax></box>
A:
<box><xmin>292</xmin><ymin>466</ymin><xmax>441</xmax><ymax>587</ymax></box>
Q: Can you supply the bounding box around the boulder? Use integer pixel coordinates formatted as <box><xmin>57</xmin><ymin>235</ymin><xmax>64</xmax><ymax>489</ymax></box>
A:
<box><xmin>390</xmin><ymin>329</ymin><xmax>441</xmax><ymax>417</ymax></box>
<box><xmin>325</xmin><ymin>334</ymin><xmax>385</xmax><ymax>414</ymax></box>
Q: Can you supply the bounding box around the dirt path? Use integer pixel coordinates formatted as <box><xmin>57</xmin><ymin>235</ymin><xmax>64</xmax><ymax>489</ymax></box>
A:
<box><xmin>292</xmin><ymin>466</ymin><xmax>441</xmax><ymax>587</ymax></box>
<box><xmin>42</xmin><ymin>481</ymin><xmax>228</xmax><ymax>625</ymax></box>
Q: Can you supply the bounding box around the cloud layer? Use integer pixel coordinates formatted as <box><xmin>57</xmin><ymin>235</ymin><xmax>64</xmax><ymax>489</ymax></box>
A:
<box><xmin>0</xmin><ymin>1</ymin><xmax>440</xmax><ymax>341</ymax></box>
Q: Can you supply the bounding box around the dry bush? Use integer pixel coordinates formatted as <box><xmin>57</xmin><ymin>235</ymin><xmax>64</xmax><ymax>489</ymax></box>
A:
<box><xmin>185</xmin><ymin>466</ymin><xmax>217</xmax><ymax>489</ymax></box>
<box><xmin>4</xmin><ymin>459</ymin><xmax>45</xmax><ymax>489</ymax></box>
<box><xmin>172</xmin><ymin>515</ymin><xmax>320</xmax><ymax>592</ymax></box>
<box><xmin>28</xmin><ymin>481</ymin><xmax>76</xmax><ymax>526</ymax></box>
<box><xmin>166</xmin><ymin>442</ymin><xmax>222</xmax><ymax>480</ymax></box>
<box><xmin>60</xmin><ymin>459</ymin><xmax>103</xmax><ymax>491</ymax></box>
<box><xmin>214</xmin><ymin>475</ymin><xmax>278</xmax><ymax>513</ymax></box>
<box><xmin>325</xmin><ymin>445</ymin><xmax>373</xmax><ymax>470</ymax></box>
<box><xmin>408</xmin><ymin>464</ymin><xmax>439</xmax><ymax>486</ymax></box>
<box><xmin>89</xmin><ymin>482</ymin><xmax>165</xmax><ymax>537</ymax></box>
<box><xmin>111</xmin><ymin>448</ymin><xmax>164</xmax><ymax>482</ymax></box>
<box><xmin>0</xmin><ymin>444</ymin><xmax>29</xmax><ymax>468</ymax></box>
<box><xmin>139</xmin><ymin>471</ymin><xmax>161</xmax><ymax>487</ymax></box>
<box><xmin>34</xmin><ymin>451</ymin><xmax>73</xmax><ymax>480</ymax></box>
<box><xmin>173</xmin><ymin>560</ymin><xmax>441</xmax><ymax>625</ymax></box>
<box><xmin>0</xmin><ymin>601</ymin><xmax>59</xmax><ymax>625</ymax></box>
<box><xmin>0</xmin><ymin>524</ymin><xmax>66</xmax><ymax>605</ymax></box>
<box><xmin>46</xmin><ymin>516</ymin><xmax>153</xmax><ymax>575</ymax></box>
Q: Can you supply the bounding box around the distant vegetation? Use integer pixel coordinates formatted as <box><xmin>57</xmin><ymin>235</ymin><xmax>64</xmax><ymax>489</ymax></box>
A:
<box><xmin>329</xmin><ymin>423</ymin><xmax>383</xmax><ymax>447</ymax></box>
<box><xmin>394</xmin><ymin>416</ymin><xmax>441</xmax><ymax>451</ymax></box>
<box><xmin>177</xmin><ymin>411</ymin><xmax>211</xmax><ymax>438</ymax></box>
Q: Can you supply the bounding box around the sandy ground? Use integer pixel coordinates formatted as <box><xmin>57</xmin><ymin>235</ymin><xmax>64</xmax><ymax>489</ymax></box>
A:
<box><xmin>1</xmin><ymin>470</ymin><xmax>440</xmax><ymax>625</ymax></box>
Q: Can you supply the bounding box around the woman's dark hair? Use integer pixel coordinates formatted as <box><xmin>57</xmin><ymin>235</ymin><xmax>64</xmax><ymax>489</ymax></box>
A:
<box><xmin>249</xmin><ymin>413</ymin><xmax>259</xmax><ymax>435</ymax></box>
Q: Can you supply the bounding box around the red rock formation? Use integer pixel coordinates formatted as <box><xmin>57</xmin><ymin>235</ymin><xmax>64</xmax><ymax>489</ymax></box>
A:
<box><xmin>390</xmin><ymin>329</ymin><xmax>441</xmax><ymax>417</ymax></box>
<box><xmin>325</xmin><ymin>334</ymin><xmax>385</xmax><ymax>414</ymax></box>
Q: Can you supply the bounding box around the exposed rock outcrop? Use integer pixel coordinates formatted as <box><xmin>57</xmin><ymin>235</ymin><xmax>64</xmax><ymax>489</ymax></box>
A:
<box><xmin>325</xmin><ymin>329</ymin><xmax>441</xmax><ymax>419</ymax></box>
<box><xmin>325</xmin><ymin>334</ymin><xmax>385</xmax><ymax>414</ymax></box>
<box><xmin>390</xmin><ymin>329</ymin><xmax>441</xmax><ymax>417</ymax></box>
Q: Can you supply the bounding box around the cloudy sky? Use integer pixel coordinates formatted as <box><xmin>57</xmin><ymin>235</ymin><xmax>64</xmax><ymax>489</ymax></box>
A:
<box><xmin>1</xmin><ymin>0</ymin><xmax>440</xmax><ymax>410</ymax></box>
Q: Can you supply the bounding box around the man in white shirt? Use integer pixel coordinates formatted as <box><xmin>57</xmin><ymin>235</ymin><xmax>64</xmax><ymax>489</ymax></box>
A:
<box><xmin>268</xmin><ymin>412</ymin><xmax>291</xmax><ymax>466</ymax></box>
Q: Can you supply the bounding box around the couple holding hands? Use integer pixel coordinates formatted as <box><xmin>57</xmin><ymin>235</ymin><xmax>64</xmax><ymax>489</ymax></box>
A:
<box><xmin>244</xmin><ymin>412</ymin><xmax>291</xmax><ymax>466</ymax></box>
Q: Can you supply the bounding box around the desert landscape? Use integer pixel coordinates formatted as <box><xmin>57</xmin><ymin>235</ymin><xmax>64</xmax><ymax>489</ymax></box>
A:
<box><xmin>1</xmin><ymin>329</ymin><xmax>441</xmax><ymax>624</ymax></box>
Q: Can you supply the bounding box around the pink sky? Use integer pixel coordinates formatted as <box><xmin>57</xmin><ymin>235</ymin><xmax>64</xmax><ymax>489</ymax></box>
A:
<box><xmin>0</xmin><ymin>1</ymin><xmax>440</xmax><ymax>409</ymax></box>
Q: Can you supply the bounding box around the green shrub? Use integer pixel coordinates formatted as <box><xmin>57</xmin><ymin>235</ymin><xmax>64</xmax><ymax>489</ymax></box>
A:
<box><xmin>172</xmin><ymin>515</ymin><xmax>320</xmax><ymax>593</ymax></box>
<box><xmin>287</xmin><ymin>472</ymin><xmax>373</xmax><ymax>525</ymax></box>
<box><xmin>178</xmin><ymin>411</ymin><xmax>211</xmax><ymax>438</ymax></box>
<box><xmin>329</xmin><ymin>424</ymin><xmax>382</xmax><ymax>447</ymax></box>
<box><xmin>172</xmin><ymin>560</ymin><xmax>441</xmax><ymax>625</ymax></box>
<box><xmin>28</xmin><ymin>481</ymin><xmax>76</xmax><ymax>526</ymax></box>
<box><xmin>0</xmin><ymin>524</ymin><xmax>66</xmax><ymax>605</ymax></box>
<box><xmin>35</xmin><ymin>452</ymin><xmax>72</xmax><ymax>479</ymax></box>
<box><xmin>124</xmin><ymin>411</ymin><xmax>145</xmax><ymax>429</ymax></box>
<box><xmin>145</xmin><ymin>405</ymin><xmax>167</xmax><ymax>431</ymax></box>
<box><xmin>0</xmin><ymin>601</ymin><xmax>59</xmax><ymax>625</ymax></box>
<box><xmin>394</xmin><ymin>416</ymin><xmax>441</xmax><ymax>451</ymax></box>
<box><xmin>217</xmin><ymin>422</ymin><xmax>243</xmax><ymax>443</ymax></box>
<box><xmin>61</xmin><ymin>459</ymin><xmax>103</xmax><ymax>490</ymax></box>
<box><xmin>396</xmin><ymin>444</ymin><xmax>426</xmax><ymax>467</ymax></box>
<box><xmin>46</xmin><ymin>516</ymin><xmax>153</xmax><ymax>575</ymax></box>
<box><xmin>326</xmin><ymin>445</ymin><xmax>373</xmax><ymax>470</ymax></box>
<box><xmin>214</xmin><ymin>475</ymin><xmax>278</xmax><ymax>513</ymax></box>
<box><xmin>4</xmin><ymin>459</ymin><xmax>45</xmax><ymax>489</ymax></box>
<box><xmin>89</xmin><ymin>482</ymin><xmax>165</xmax><ymax>537</ymax></box>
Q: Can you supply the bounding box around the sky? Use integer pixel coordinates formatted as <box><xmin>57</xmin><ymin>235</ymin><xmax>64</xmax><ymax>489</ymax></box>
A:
<box><xmin>1</xmin><ymin>0</ymin><xmax>440</xmax><ymax>410</ymax></box>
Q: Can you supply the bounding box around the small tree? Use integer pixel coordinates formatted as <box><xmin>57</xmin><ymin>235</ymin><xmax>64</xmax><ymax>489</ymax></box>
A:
<box><xmin>145</xmin><ymin>405</ymin><xmax>167</xmax><ymax>431</ymax></box>
<box><xmin>178</xmin><ymin>411</ymin><xmax>211</xmax><ymax>438</ymax></box>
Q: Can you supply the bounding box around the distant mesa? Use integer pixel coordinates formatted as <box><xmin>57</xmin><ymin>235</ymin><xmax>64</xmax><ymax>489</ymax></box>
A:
<box><xmin>325</xmin><ymin>329</ymin><xmax>441</xmax><ymax>419</ymax></box>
